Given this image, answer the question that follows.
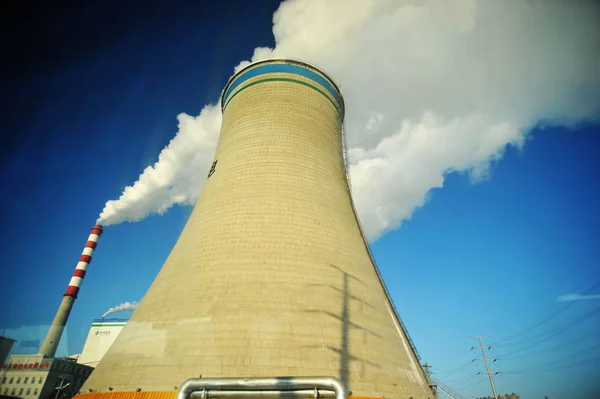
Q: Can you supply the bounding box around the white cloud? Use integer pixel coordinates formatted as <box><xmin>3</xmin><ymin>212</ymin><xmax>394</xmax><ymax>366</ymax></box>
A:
<box><xmin>557</xmin><ymin>294</ymin><xmax>600</xmax><ymax>302</ymax></box>
<box><xmin>97</xmin><ymin>0</ymin><xmax>600</xmax><ymax>241</ymax></box>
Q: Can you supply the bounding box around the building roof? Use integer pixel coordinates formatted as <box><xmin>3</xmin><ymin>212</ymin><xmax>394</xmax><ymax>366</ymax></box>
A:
<box><xmin>91</xmin><ymin>318</ymin><xmax>128</xmax><ymax>323</ymax></box>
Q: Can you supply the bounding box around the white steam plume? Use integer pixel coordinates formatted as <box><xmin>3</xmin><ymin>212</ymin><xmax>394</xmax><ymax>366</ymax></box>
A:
<box><xmin>97</xmin><ymin>0</ymin><xmax>600</xmax><ymax>242</ymax></box>
<box><xmin>102</xmin><ymin>301</ymin><xmax>139</xmax><ymax>318</ymax></box>
<box><xmin>97</xmin><ymin>107</ymin><xmax>221</xmax><ymax>226</ymax></box>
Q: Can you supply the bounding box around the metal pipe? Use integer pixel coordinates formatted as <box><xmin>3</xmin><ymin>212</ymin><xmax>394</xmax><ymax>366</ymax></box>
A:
<box><xmin>191</xmin><ymin>390</ymin><xmax>336</xmax><ymax>399</ymax></box>
<box><xmin>177</xmin><ymin>377</ymin><xmax>346</xmax><ymax>399</ymax></box>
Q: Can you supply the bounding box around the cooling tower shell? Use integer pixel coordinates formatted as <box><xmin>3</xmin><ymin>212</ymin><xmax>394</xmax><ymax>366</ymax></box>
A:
<box><xmin>78</xmin><ymin>59</ymin><xmax>434</xmax><ymax>399</ymax></box>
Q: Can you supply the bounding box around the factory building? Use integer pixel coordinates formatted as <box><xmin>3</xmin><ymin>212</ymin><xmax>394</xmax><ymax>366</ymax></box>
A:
<box><xmin>0</xmin><ymin>354</ymin><xmax>93</xmax><ymax>399</ymax></box>
<box><xmin>77</xmin><ymin>58</ymin><xmax>436</xmax><ymax>399</ymax></box>
<box><xmin>0</xmin><ymin>318</ymin><xmax>127</xmax><ymax>399</ymax></box>
<box><xmin>76</xmin><ymin>319</ymin><xmax>127</xmax><ymax>368</ymax></box>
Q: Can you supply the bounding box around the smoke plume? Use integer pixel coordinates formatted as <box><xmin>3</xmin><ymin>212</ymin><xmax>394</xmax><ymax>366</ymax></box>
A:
<box><xmin>97</xmin><ymin>0</ymin><xmax>600</xmax><ymax>242</ymax></box>
<box><xmin>102</xmin><ymin>301</ymin><xmax>139</xmax><ymax>318</ymax></box>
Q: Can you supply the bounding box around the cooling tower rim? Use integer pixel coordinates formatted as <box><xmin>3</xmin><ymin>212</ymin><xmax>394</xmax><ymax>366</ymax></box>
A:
<box><xmin>220</xmin><ymin>58</ymin><xmax>345</xmax><ymax>119</ymax></box>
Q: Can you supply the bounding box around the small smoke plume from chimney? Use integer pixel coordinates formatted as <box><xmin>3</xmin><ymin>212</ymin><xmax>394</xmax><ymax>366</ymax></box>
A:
<box><xmin>102</xmin><ymin>301</ymin><xmax>139</xmax><ymax>318</ymax></box>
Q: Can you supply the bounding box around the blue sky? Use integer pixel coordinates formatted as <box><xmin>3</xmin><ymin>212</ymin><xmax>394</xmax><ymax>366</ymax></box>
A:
<box><xmin>1</xmin><ymin>1</ymin><xmax>599</xmax><ymax>398</ymax></box>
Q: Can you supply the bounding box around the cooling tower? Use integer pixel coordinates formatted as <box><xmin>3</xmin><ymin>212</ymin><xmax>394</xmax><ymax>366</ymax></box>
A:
<box><xmin>79</xmin><ymin>59</ymin><xmax>434</xmax><ymax>399</ymax></box>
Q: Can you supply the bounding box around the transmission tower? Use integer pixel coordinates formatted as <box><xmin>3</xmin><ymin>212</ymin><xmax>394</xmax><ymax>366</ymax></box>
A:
<box><xmin>471</xmin><ymin>336</ymin><xmax>499</xmax><ymax>399</ymax></box>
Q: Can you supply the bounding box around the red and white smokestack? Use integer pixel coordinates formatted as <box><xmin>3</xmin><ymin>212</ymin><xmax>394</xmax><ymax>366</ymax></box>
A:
<box><xmin>39</xmin><ymin>224</ymin><xmax>103</xmax><ymax>357</ymax></box>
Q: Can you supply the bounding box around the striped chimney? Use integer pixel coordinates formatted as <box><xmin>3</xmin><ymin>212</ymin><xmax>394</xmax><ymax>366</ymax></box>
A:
<box><xmin>39</xmin><ymin>224</ymin><xmax>103</xmax><ymax>357</ymax></box>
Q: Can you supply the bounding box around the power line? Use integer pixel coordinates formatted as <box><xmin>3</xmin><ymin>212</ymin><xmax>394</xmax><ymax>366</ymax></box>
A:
<box><xmin>500</xmin><ymin>329</ymin><xmax>600</xmax><ymax>360</ymax></box>
<box><xmin>545</xmin><ymin>242</ymin><xmax>600</xmax><ymax>294</ymax></box>
<box><xmin>502</xmin><ymin>354</ymin><xmax>600</xmax><ymax>375</ymax></box>
<box><xmin>492</xmin><ymin>277</ymin><xmax>600</xmax><ymax>347</ymax></box>
<box><xmin>431</xmin><ymin>379</ymin><xmax>468</xmax><ymax>399</ymax></box>
<box><xmin>434</xmin><ymin>352</ymin><xmax>478</xmax><ymax>373</ymax></box>
<box><xmin>453</xmin><ymin>376</ymin><xmax>487</xmax><ymax>391</ymax></box>
<box><xmin>505</xmin><ymin>306</ymin><xmax>599</xmax><ymax>347</ymax></box>
<box><xmin>440</xmin><ymin>373</ymin><xmax>476</xmax><ymax>386</ymax></box>
<box><xmin>512</xmin><ymin>341</ymin><xmax>600</xmax><ymax>371</ymax></box>
<box><xmin>435</xmin><ymin>359</ymin><xmax>479</xmax><ymax>378</ymax></box>
<box><xmin>496</xmin><ymin>307</ymin><xmax>600</xmax><ymax>358</ymax></box>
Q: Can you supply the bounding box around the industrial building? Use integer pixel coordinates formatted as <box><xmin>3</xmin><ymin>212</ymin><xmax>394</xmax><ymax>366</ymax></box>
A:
<box><xmin>76</xmin><ymin>59</ymin><xmax>436</xmax><ymax>399</ymax></box>
<box><xmin>76</xmin><ymin>319</ymin><xmax>127</xmax><ymax>368</ymax></box>
<box><xmin>0</xmin><ymin>354</ymin><xmax>93</xmax><ymax>399</ymax></box>
<box><xmin>0</xmin><ymin>318</ymin><xmax>127</xmax><ymax>399</ymax></box>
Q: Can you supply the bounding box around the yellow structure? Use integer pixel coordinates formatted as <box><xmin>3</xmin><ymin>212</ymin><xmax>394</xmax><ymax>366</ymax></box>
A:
<box><xmin>78</xmin><ymin>59</ymin><xmax>435</xmax><ymax>399</ymax></box>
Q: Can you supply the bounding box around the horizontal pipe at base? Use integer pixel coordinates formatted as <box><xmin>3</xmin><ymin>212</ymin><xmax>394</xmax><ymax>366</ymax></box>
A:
<box><xmin>178</xmin><ymin>377</ymin><xmax>346</xmax><ymax>399</ymax></box>
<box><xmin>191</xmin><ymin>390</ymin><xmax>336</xmax><ymax>399</ymax></box>
<box><xmin>72</xmin><ymin>393</ymin><xmax>383</xmax><ymax>399</ymax></box>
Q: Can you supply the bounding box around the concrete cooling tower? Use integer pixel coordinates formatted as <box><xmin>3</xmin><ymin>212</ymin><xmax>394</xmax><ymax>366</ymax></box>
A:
<box><xmin>78</xmin><ymin>59</ymin><xmax>435</xmax><ymax>399</ymax></box>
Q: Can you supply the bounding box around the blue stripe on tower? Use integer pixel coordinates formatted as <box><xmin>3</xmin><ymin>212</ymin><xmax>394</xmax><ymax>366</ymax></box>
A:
<box><xmin>223</xmin><ymin>63</ymin><xmax>343</xmax><ymax>111</ymax></box>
